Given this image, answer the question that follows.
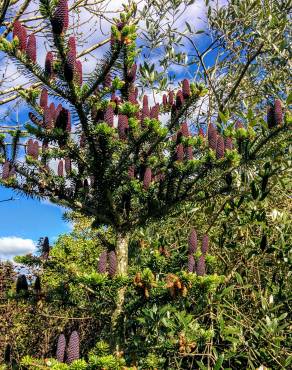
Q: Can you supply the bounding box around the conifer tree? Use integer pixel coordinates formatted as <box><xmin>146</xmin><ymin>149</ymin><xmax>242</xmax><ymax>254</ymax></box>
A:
<box><xmin>0</xmin><ymin>0</ymin><xmax>290</xmax><ymax>328</ymax></box>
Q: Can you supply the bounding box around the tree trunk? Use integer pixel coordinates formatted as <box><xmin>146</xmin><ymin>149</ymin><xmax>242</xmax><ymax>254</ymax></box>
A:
<box><xmin>111</xmin><ymin>232</ymin><xmax>129</xmax><ymax>333</ymax></box>
<box><xmin>116</xmin><ymin>232</ymin><xmax>129</xmax><ymax>276</ymax></box>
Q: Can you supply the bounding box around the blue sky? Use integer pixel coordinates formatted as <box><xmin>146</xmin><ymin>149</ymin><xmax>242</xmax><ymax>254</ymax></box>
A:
<box><xmin>0</xmin><ymin>105</ymin><xmax>71</xmax><ymax>260</ymax></box>
<box><xmin>0</xmin><ymin>186</ymin><xmax>70</xmax><ymax>240</ymax></box>
<box><xmin>0</xmin><ymin>186</ymin><xmax>71</xmax><ymax>259</ymax></box>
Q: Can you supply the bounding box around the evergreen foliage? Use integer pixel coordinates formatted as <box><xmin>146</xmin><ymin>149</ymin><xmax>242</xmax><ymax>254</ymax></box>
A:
<box><xmin>0</xmin><ymin>0</ymin><xmax>291</xmax><ymax>368</ymax></box>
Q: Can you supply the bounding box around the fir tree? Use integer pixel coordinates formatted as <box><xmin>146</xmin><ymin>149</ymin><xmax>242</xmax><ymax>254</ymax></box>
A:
<box><xmin>0</xmin><ymin>0</ymin><xmax>290</xmax><ymax>332</ymax></box>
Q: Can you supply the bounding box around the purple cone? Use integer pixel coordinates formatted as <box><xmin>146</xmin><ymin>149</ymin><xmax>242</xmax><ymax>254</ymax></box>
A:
<box><xmin>216</xmin><ymin>136</ymin><xmax>225</xmax><ymax>159</ymax></box>
<box><xmin>66</xmin><ymin>331</ymin><xmax>79</xmax><ymax>364</ymax></box>
<box><xmin>225</xmin><ymin>137</ymin><xmax>233</xmax><ymax>150</ymax></box>
<box><xmin>40</xmin><ymin>88</ymin><xmax>48</xmax><ymax>109</ymax></box>
<box><xmin>198</xmin><ymin>127</ymin><xmax>204</xmax><ymax>138</ymax></box>
<box><xmin>182</xmin><ymin>79</ymin><xmax>191</xmax><ymax>99</ymax></box>
<box><xmin>185</xmin><ymin>146</ymin><xmax>193</xmax><ymax>160</ymax></box>
<box><xmin>176</xmin><ymin>143</ymin><xmax>184</xmax><ymax>161</ymax></box>
<box><xmin>143</xmin><ymin>167</ymin><xmax>152</xmax><ymax>189</ymax></box>
<box><xmin>51</xmin><ymin>0</ymin><xmax>69</xmax><ymax>35</ymax></box>
<box><xmin>208</xmin><ymin>124</ymin><xmax>217</xmax><ymax>151</ymax></box>
<box><xmin>26</xmin><ymin>34</ymin><xmax>36</xmax><ymax>62</ymax></box>
<box><xmin>108</xmin><ymin>251</ymin><xmax>117</xmax><ymax>277</ymax></box>
<box><xmin>26</xmin><ymin>138</ymin><xmax>34</xmax><ymax>156</ymax></box>
<box><xmin>168</xmin><ymin>91</ymin><xmax>174</xmax><ymax>105</ymax></box>
<box><xmin>75</xmin><ymin>60</ymin><xmax>82</xmax><ymax>85</ymax></box>
<box><xmin>57</xmin><ymin>160</ymin><xmax>64</xmax><ymax>176</ymax></box>
<box><xmin>175</xmin><ymin>90</ymin><xmax>184</xmax><ymax>109</ymax></box>
<box><xmin>188</xmin><ymin>229</ymin><xmax>197</xmax><ymax>254</ymax></box>
<box><xmin>56</xmin><ymin>334</ymin><xmax>66</xmax><ymax>363</ymax></box>
<box><xmin>187</xmin><ymin>254</ymin><xmax>195</xmax><ymax>273</ymax></box>
<box><xmin>118</xmin><ymin>114</ymin><xmax>128</xmax><ymax>140</ymax></box>
<box><xmin>105</xmin><ymin>106</ymin><xmax>114</xmax><ymax>127</ymax></box>
<box><xmin>274</xmin><ymin>99</ymin><xmax>283</xmax><ymax>126</ymax></box>
<box><xmin>18</xmin><ymin>24</ymin><xmax>27</xmax><ymax>52</ymax></box>
<box><xmin>2</xmin><ymin>161</ymin><xmax>10</xmax><ymax>180</ymax></box>
<box><xmin>127</xmin><ymin>63</ymin><xmax>137</xmax><ymax>83</ymax></box>
<box><xmin>201</xmin><ymin>235</ymin><xmax>209</xmax><ymax>255</ymax></box>
<box><xmin>65</xmin><ymin>157</ymin><xmax>71</xmax><ymax>174</ymax></box>
<box><xmin>45</xmin><ymin>52</ymin><xmax>54</xmax><ymax>78</ymax></box>
<box><xmin>180</xmin><ymin>122</ymin><xmax>189</xmax><ymax>137</ymax></box>
<box><xmin>162</xmin><ymin>94</ymin><xmax>167</xmax><ymax>106</ymax></box>
<box><xmin>98</xmin><ymin>251</ymin><xmax>107</xmax><ymax>274</ymax></box>
<box><xmin>150</xmin><ymin>104</ymin><xmax>159</xmax><ymax>119</ymax></box>
<box><xmin>64</xmin><ymin>50</ymin><xmax>75</xmax><ymax>82</ymax></box>
<box><xmin>196</xmin><ymin>255</ymin><xmax>206</xmax><ymax>276</ymax></box>
<box><xmin>68</xmin><ymin>36</ymin><xmax>76</xmax><ymax>55</ymax></box>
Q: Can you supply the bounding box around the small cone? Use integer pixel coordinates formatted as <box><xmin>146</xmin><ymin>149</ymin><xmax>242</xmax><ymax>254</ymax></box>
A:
<box><xmin>40</xmin><ymin>88</ymin><xmax>48</xmax><ymax>109</ymax></box>
<box><xmin>18</xmin><ymin>25</ymin><xmax>27</xmax><ymax>52</ymax></box>
<box><xmin>16</xmin><ymin>274</ymin><xmax>28</xmax><ymax>293</ymax></box>
<box><xmin>42</xmin><ymin>237</ymin><xmax>50</xmax><ymax>259</ymax></box>
<box><xmin>208</xmin><ymin>124</ymin><xmax>217</xmax><ymax>151</ymax></box>
<box><xmin>175</xmin><ymin>90</ymin><xmax>184</xmax><ymax>109</ymax></box>
<box><xmin>108</xmin><ymin>251</ymin><xmax>117</xmax><ymax>277</ymax></box>
<box><xmin>201</xmin><ymin>235</ymin><xmax>209</xmax><ymax>254</ymax></box>
<box><xmin>216</xmin><ymin>136</ymin><xmax>225</xmax><ymax>159</ymax></box>
<box><xmin>51</xmin><ymin>0</ymin><xmax>69</xmax><ymax>35</ymax></box>
<box><xmin>105</xmin><ymin>106</ymin><xmax>114</xmax><ymax>127</ymax></box>
<box><xmin>2</xmin><ymin>161</ymin><xmax>11</xmax><ymax>180</ymax></box>
<box><xmin>150</xmin><ymin>104</ymin><xmax>159</xmax><ymax>119</ymax></box>
<box><xmin>196</xmin><ymin>255</ymin><xmax>206</xmax><ymax>276</ymax></box>
<box><xmin>188</xmin><ymin>229</ymin><xmax>197</xmax><ymax>254</ymax></box>
<box><xmin>127</xmin><ymin>63</ymin><xmax>137</xmax><ymax>83</ymax></box>
<box><xmin>65</xmin><ymin>157</ymin><xmax>71</xmax><ymax>174</ymax></box>
<box><xmin>75</xmin><ymin>60</ymin><xmax>82</xmax><ymax>85</ymax></box>
<box><xmin>26</xmin><ymin>34</ymin><xmax>36</xmax><ymax>62</ymax></box>
<box><xmin>198</xmin><ymin>127</ymin><xmax>205</xmax><ymax>138</ymax></box>
<box><xmin>64</xmin><ymin>51</ymin><xmax>75</xmax><ymax>82</ymax></box>
<box><xmin>58</xmin><ymin>160</ymin><xmax>64</xmax><ymax>176</ymax></box>
<box><xmin>34</xmin><ymin>276</ymin><xmax>41</xmax><ymax>293</ymax></box>
<box><xmin>274</xmin><ymin>99</ymin><xmax>283</xmax><ymax>126</ymax></box>
<box><xmin>98</xmin><ymin>251</ymin><xmax>107</xmax><ymax>273</ymax></box>
<box><xmin>180</xmin><ymin>122</ymin><xmax>189</xmax><ymax>137</ymax></box>
<box><xmin>68</xmin><ymin>36</ymin><xmax>76</xmax><ymax>55</ymax></box>
<box><xmin>176</xmin><ymin>143</ymin><xmax>184</xmax><ymax>161</ymax></box>
<box><xmin>118</xmin><ymin>115</ymin><xmax>128</xmax><ymax>140</ymax></box>
<box><xmin>66</xmin><ymin>331</ymin><xmax>79</xmax><ymax>364</ymax></box>
<box><xmin>225</xmin><ymin>137</ymin><xmax>233</xmax><ymax>150</ymax></box>
<box><xmin>56</xmin><ymin>334</ymin><xmax>66</xmax><ymax>363</ymax></box>
<box><xmin>182</xmin><ymin>79</ymin><xmax>191</xmax><ymax>98</ymax></box>
<box><xmin>187</xmin><ymin>254</ymin><xmax>195</xmax><ymax>273</ymax></box>
<box><xmin>26</xmin><ymin>138</ymin><xmax>34</xmax><ymax>156</ymax></box>
<box><xmin>162</xmin><ymin>94</ymin><xmax>168</xmax><ymax>106</ymax></box>
<box><xmin>13</xmin><ymin>20</ymin><xmax>22</xmax><ymax>41</ymax></box>
<box><xmin>185</xmin><ymin>146</ymin><xmax>193</xmax><ymax>160</ymax></box>
<box><xmin>45</xmin><ymin>52</ymin><xmax>54</xmax><ymax>78</ymax></box>
<box><xmin>143</xmin><ymin>167</ymin><xmax>152</xmax><ymax>189</ymax></box>
<box><xmin>168</xmin><ymin>91</ymin><xmax>174</xmax><ymax>105</ymax></box>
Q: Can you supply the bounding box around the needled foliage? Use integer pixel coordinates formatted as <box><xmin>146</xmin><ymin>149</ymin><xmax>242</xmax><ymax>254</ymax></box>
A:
<box><xmin>0</xmin><ymin>0</ymin><xmax>291</xmax><ymax>369</ymax></box>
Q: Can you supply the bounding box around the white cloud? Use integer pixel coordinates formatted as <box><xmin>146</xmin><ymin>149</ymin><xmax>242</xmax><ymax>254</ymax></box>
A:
<box><xmin>0</xmin><ymin>236</ymin><xmax>36</xmax><ymax>260</ymax></box>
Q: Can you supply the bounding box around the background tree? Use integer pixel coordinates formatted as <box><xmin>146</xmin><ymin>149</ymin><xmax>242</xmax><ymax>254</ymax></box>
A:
<box><xmin>0</xmin><ymin>0</ymin><xmax>291</xmax><ymax>368</ymax></box>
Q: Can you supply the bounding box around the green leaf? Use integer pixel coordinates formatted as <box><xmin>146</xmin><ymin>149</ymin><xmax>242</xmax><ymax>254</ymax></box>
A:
<box><xmin>214</xmin><ymin>355</ymin><xmax>224</xmax><ymax>370</ymax></box>
<box><xmin>286</xmin><ymin>91</ymin><xmax>292</xmax><ymax>105</ymax></box>
<box><xmin>196</xmin><ymin>361</ymin><xmax>208</xmax><ymax>370</ymax></box>
<box><xmin>185</xmin><ymin>21</ymin><xmax>192</xmax><ymax>33</ymax></box>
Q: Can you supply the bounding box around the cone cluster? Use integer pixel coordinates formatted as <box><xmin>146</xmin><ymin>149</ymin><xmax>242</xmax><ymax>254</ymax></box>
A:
<box><xmin>187</xmin><ymin>228</ymin><xmax>209</xmax><ymax>276</ymax></box>
<box><xmin>97</xmin><ymin>250</ymin><xmax>118</xmax><ymax>277</ymax></box>
<box><xmin>56</xmin><ymin>331</ymin><xmax>79</xmax><ymax>364</ymax></box>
